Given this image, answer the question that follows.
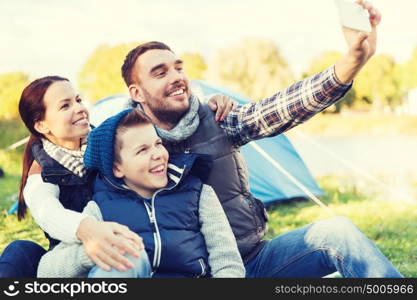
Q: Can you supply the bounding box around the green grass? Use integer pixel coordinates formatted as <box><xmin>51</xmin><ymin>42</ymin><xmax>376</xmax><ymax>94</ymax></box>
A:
<box><xmin>0</xmin><ymin>119</ymin><xmax>29</xmax><ymax>149</ymax></box>
<box><xmin>266</xmin><ymin>176</ymin><xmax>417</xmax><ymax>277</ymax></box>
<box><xmin>0</xmin><ymin>153</ymin><xmax>49</xmax><ymax>251</ymax></box>
<box><xmin>0</xmin><ymin>119</ymin><xmax>49</xmax><ymax>250</ymax></box>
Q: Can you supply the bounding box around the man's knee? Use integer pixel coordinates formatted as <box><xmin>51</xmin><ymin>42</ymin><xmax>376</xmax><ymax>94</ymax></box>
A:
<box><xmin>320</xmin><ymin>216</ymin><xmax>356</xmax><ymax>232</ymax></box>
<box><xmin>306</xmin><ymin>216</ymin><xmax>360</xmax><ymax>246</ymax></box>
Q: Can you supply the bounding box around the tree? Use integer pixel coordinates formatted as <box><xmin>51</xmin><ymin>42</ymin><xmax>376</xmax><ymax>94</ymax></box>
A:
<box><xmin>398</xmin><ymin>47</ymin><xmax>417</xmax><ymax>91</ymax></box>
<box><xmin>302</xmin><ymin>51</ymin><xmax>355</xmax><ymax>113</ymax></box>
<box><xmin>206</xmin><ymin>38</ymin><xmax>294</xmax><ymax>101</ymax></box>
<box><xmin>180</xmin><ymin>53</ymin><xmax>207</xmax><ymax>80</ymax></box>
<box><xmin>354</xmin><ymin>54</ymin><xmax>400</xmax><ymax>110</ymax></box>
<box><xmin>78</xmin><ymin>43</ymin><xmax>140</xmax><ymax>102</ymax></box>
<box><xmin>0</xmin><ymin>72</ymin><xmax>29</xmax><ymax>120</ymax></box>
<box><xmin>303</xmin><ymin>51</ymin><xmax>343</xmax><ymax>77</ymax></box>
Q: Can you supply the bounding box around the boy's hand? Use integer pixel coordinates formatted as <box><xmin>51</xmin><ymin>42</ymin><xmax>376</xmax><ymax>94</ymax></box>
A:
<box><xmin>208</xmin><ymin>94</ymin><xmax>238</xmax><ymax>122</ymax></box>
<box><xmin>76</xmin><ymin>217</ymin><xmax>144</xmax><ymax>272</ymax></box>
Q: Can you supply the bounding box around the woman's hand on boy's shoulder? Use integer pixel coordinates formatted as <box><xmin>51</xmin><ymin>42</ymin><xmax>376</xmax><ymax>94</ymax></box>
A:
<box><xmin>76</xmin><ymin>217</ymin><xmax>145</xmax><ymax>272</ymax></box>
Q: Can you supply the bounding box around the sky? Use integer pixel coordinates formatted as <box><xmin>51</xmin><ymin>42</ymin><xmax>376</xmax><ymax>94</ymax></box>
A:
<box><xmin>1</xmin><ymin>0</ymin><xmax>416</xmax><ymax>83</ymax></box>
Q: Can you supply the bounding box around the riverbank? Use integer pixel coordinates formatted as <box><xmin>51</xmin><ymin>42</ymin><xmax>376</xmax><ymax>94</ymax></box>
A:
<box><xmin>291</xmin><ymin>113</ymin><xmax>417</xmax><ymax>137</ymax></box>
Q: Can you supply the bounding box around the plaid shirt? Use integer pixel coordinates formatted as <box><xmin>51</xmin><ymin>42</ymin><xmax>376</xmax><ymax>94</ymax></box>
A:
<box><xmin>220</xmin><ymin>65</ymin><xmax>352</xmax><ymax>146</ymax></box>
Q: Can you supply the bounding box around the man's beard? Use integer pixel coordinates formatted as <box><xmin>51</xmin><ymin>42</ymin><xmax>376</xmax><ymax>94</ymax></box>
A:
<box><xmin>142</xmin><ymin>86</ymin><xmax>190</xmax><ymax>127</ymax></box>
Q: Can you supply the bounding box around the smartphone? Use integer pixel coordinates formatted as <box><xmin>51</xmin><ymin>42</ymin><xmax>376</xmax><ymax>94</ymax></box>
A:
<box><xmin>335</xmin><ymin>0</ymin><xmax>372</xmax><ymax>33</ymax></box>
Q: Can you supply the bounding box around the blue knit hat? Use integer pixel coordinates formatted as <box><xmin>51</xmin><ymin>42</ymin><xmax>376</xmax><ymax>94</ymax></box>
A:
<box><xmin>84</xmin><ymin>109</ymin><xmax>133</xmax><ymax>180</ymax></box>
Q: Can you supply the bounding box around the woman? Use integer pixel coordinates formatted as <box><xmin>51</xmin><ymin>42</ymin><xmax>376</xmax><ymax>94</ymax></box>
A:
<box><xmin>0</xmin><ymin>76</ymin><xmax>236</xmax><ymax>277</ymax></box>
<box><xmin>0</xmin><ymin>76</ymin><xmax>143</xmax><ymax>277</ymax></box>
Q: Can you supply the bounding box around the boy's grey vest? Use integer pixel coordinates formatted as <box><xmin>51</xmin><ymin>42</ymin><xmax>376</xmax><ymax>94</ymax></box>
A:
<box><xmin>164</xmin><ymin>103</ymin><xmax>268</xmax><ymax>262</ymax></box>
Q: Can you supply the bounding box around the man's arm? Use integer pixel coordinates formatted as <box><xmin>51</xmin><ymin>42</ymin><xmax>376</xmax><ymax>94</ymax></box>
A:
<box><xmin>199</xmin><ymin>184</ymin><xmax>245</xmax><ymax>278</ymax></box>
<box><xmin>221</xmin><ymin>0</ymin><xmax>381</xmax><ymax>147</ymax></box>
<box><xmin>221</xmin><ymin>65</ymin><xmax>351</xmax><ymax>146</ymax></box>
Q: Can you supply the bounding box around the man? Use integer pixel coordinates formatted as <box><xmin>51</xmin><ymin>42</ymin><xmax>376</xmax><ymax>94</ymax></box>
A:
<box><xmin>121</xmin><ymin>1</ymin><xmax>402</xmax><ymax>277</ymax></box>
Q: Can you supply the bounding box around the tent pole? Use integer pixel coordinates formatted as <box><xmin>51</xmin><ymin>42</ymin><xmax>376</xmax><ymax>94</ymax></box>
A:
<box><xmin>249</xmin><ymin>141</ymin><xmax>334</xmax><ymax>216</ymax></box>
<box><xmin>0</xmin><ymin>136</ymin><xmax>29</xmax><ymax>153</ymax></box>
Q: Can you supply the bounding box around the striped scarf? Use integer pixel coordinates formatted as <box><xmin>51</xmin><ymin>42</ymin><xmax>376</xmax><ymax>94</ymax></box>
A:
<box><xmin>42</xmin><ymin>138</ymin><xmax>87</xmax><ymax>178</ymax></box>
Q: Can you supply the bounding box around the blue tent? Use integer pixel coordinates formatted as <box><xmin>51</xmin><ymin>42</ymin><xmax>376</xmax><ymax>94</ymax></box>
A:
<box><xmin>88</xmin><ymin>80</ymin><xmax>322</xmax><ymax>206</ymax></box>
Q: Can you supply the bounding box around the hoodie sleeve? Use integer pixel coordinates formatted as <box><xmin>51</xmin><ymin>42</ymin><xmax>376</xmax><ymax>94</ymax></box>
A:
<box><xmin>37</xmin><ymin>201</ymin><xmax>103</xmax><ymax>278</ymax></box>
<box><xmin>198</xmin><ymin>184</ymin><xmax>245</xmax><ymax>278</ymax></box>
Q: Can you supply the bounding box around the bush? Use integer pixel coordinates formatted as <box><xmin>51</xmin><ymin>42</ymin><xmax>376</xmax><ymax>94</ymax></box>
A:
<box><xmin>0</xmin><ymin>72</ymin><xmax>29</xmax><ymax>121</ymax></box>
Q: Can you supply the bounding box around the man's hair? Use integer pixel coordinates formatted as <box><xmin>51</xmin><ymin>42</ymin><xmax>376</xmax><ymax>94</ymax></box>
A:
<box><xmin>114</xmin><ymin>109</ymin><xmax>152</xmax><ymax>164</ymax></box>
<box><xmin>121</xmin><ymin>41</ymin><xmax>172</xmax><ymax>87</ymax></box>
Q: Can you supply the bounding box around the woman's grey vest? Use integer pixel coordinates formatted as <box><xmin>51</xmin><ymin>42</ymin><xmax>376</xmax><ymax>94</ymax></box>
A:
<box><xmin>163</xmin><ymin>103</ymin><xmax>268</xmax><ymax>262</ymax></box>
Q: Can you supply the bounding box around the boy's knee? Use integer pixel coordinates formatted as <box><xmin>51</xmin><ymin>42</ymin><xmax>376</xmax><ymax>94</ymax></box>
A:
<box><xmin>89</xmin><ymin>250</ymin><xmax>151</xmax><ymax>278</ymax></box>
<box><xmin>129</xmin><ymin>250</ymin><xmax>151</xmax><ymax>277</ymax></box>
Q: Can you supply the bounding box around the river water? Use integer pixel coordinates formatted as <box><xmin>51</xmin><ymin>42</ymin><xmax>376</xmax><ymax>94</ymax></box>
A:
<box><xmin>288</xmin><ymin>133</ymin><xmax>417</xmax><ymax>178</ymax></box>
<box><xmin>287</xmin><ymin>132</ymin><xmax>417</xmax><ymax>203</ymax></box>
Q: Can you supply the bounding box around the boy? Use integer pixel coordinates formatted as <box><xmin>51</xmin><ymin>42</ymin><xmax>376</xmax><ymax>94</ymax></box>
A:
<box><xmin>37</xmin><ymin>108</ymin><xmax>245</xmax><ymax>278</ymax></box>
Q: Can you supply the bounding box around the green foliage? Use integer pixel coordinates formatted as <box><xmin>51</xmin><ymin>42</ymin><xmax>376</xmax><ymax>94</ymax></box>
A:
<box><xmin>355</xmin><ymin>54</ymin><xmax>401</xmax><ymax>110</ymax></box>
<box><xmin>396</xmin><ymin>47</ymin><xmax>417</xmax><ymax>97</ymax></box>
<box><xmin>304</xmin><ymin>50</ymin><xmax>343</xmax><ymax>76</ymax></box>
<box><xmin>180</xmin><ymin>52</ymin><xmax>207</xmax><ymax>80</ymax></box>
<box><xmin>78</xmin><ymin>42</ymin><xmax>140</xmax><ymax>102</ymax></box>
<box><xmin>207</xmin><ymin>38</ymin><xmax>294</xmax><ymax>101</ymax></box>
<box><xmin>402</xmin><ymin>47</ymin><xmax>417</xmax><ymax>90</ymax></box>
<box><xmin>0</xmin><ymin>72</ymin><xmax>29</xmax><ymax>121</ymax></box>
